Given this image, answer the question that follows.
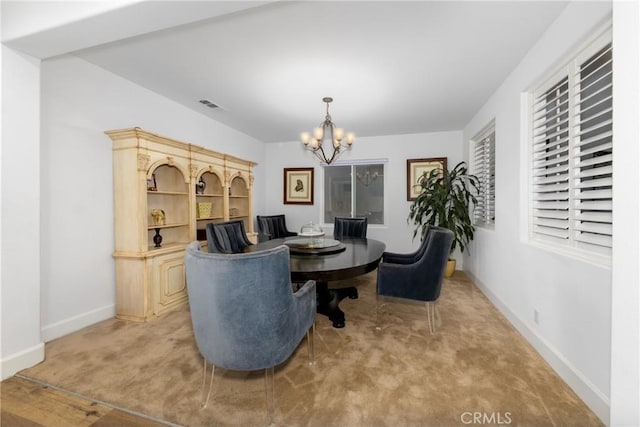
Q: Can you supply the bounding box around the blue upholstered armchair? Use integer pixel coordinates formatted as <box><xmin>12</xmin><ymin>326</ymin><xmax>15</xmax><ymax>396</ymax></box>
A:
<box><xmin>376</xmin><ymin>226</ymin><xmax>454</xmax><ymax>334</ymax></box>
<box><xmin>256</xmin><ymin>214</ymin><xmax>297</xmax><ymax>241</ymax></box>
<box><xmin>184</xmin><ymin>242</ymin><xmax>316</xmax><ymax>423</ymax></box>
<box><xmin>333</xmin><ymin>217</ymin><xmax>368</xmax><ymax>239</ymax></box>
<box><xmin>206</xmin><ymin>220</ymin><xmax>253</xmax><ymax>253</ymax></box>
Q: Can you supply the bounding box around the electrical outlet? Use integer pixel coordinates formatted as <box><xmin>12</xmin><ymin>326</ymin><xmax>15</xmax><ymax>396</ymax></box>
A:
<box><xmin>534</xmin><ymin>309</ymin><xmax>539</xmax><ymax>324</ymax></box>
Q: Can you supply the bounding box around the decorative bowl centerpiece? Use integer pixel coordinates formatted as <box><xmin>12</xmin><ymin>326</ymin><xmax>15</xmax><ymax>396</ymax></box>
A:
<box><xmin>285</xmin><ymin>222</ymin><xmax>343</xmax><ymax>254</ymax></box>
<box><xmin>299</xmin><ymin>222</ymin><xmax>324</xmax><ymax>246</ymax></box>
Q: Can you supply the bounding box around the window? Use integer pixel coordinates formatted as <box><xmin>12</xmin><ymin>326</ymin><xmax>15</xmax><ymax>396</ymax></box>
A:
<box><xmin>530</xmin><ymin>29</ymin><xmax>612</xmax><ymax>256</ymax></box>
<box><xmin>324</xmin><ymin>162</ymin><xmax>385</xmax><ymax>225</ymax></box>
<box><xmin>472</xmin><ymin>122</ymin><xmax>495</xmax><ymax>226</ymax></box>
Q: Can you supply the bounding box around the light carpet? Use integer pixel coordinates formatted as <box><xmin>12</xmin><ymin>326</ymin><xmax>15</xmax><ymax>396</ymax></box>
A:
<box><xmin>20</xmin><ymin>271</ymin><xmax>602</xmax><ymax>426</ymax></box>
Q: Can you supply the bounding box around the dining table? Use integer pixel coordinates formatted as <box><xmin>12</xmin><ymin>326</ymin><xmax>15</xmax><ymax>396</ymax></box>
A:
<box><xmin>244</xmin><ymin>236</ymin><xmax>386</xmax><ymax>328</ymax></box>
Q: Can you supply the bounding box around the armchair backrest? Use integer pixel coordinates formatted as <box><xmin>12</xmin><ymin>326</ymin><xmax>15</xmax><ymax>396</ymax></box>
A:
<box><xmin>206</xmin><ymin>220</ymin><xmax>253</xmax><ymax>253</ymax></box>
<box><xmin>333</xmin><ymin>217</ymin><xmax>368</xmax><ymax>239</ymax></box>
<box><xmin>256</xmin><ymin>214</ymin><xmax>296</xmax><ymax>240</ymax></box>
<box><xmin>377</xmin><ymin>226</ymin><xmax>453</xmax><ymax>303</ymax></box>
<box><xmin>411</xmin><ymin>226</ymin><xmax>454</xmax><ymax>301</ymax></box>
<box><xmin>184</xmin><ymin>242</ymin><xmax>308</xmax><ymax>370</ymax></box>
<box><xmin>407</xmin><ymin>225</ymin><xmax>436</xmax><ymax>263</ymax></box>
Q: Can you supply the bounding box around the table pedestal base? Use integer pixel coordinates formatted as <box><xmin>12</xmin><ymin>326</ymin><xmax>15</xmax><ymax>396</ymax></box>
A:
<box><xmin>316</xmin><ymin>281</ymin><xmax>358</xmax><ymax>328</ymax></box>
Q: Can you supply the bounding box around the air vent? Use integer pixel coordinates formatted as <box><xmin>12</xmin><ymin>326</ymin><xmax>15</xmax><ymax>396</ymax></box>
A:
<box><xmin>199</xmin><ymin>99</ymin><xmax>219</xmax><ymax>109</ymax></box>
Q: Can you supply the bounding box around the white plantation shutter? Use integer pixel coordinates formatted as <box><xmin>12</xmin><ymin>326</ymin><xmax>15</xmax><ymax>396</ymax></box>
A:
<box><xmin>472</xmin><ymin>125</ymin><xmax>495</xmax><ymax>226</ymax></box>
<box><xmin>532</xmin><ymin>76</ymin><xmax>570</xmax><ymax>240</ymax></box>
<box><xmin>530</xmin><ymin>29</ymin><xmax>612</xmax><ymax>255</ymax></box>
<box><xmin>573</xmin><ymin>43</ymin><xmax>613</xmax><ymax>249</ymax></box>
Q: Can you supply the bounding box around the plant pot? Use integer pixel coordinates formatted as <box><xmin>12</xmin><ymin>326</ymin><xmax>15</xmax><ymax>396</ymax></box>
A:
<box><xmin>444</xmin><ymin>258</ymin><xmax>456</xmax><ymax>278</ymax></box>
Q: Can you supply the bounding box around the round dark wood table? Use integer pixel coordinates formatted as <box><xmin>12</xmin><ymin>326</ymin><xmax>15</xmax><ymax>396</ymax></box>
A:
<box><xmin>244</xmin><ymin>237</ymin><xmax>386</xmax><ymax>328</ymax></box>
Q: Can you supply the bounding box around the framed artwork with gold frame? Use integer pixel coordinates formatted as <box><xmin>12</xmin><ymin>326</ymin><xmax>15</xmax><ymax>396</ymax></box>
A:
<box><xmin>284</xmin><ymin>168</ymin><xmax>314</xmax><ymax>205</ymax></box>
<box><xmin>406</xmin><ymin>157</ymin><xmax>447</xmax><ymax>201</ymax></box>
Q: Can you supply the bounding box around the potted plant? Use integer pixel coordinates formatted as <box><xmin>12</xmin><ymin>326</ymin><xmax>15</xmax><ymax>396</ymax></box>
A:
<box><xmin>408</xmin><ymin>161</ymin><xmax>479</xmax><ymax>277</ymax></box>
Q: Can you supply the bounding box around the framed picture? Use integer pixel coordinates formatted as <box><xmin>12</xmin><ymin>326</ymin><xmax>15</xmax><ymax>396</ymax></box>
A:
<box><xmin>406</xmin><ymin>157</ymin><xmax>447</xmax><ymax>201</ymax></box>
<box><xmin>284</xmin><ymin>168</ymin><xmax>314</xmax><ymax>205</ymax></box>
<box><xmin>147</xmin><ymin>174</ymin><xmax>157</xmax><ymax>191</ymax></box>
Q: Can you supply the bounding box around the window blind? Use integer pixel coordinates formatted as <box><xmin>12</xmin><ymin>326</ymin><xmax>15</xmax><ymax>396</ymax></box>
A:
<box><xmin>573</xmin><ymin>43</ymin><xmax>613</xmax><ymax>249</ymax></box>
<box><xmin>532</xmin><ymin>77</ymin><xmax>570</xmax><ymax>239</ymax></box>
<box><xmin>473</xmin><ymin>128</ymin><xmax>495</xmax><ymax>226</ymax></box>
<box><xmin>530</xmin><ymin>32</ymin><xmax>612</xmax><ymax>254</ymax></box>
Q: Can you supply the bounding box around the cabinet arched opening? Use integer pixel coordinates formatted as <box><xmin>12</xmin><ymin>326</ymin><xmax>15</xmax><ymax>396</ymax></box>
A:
<box><xmin>196</xmin><ymin>169</ymin><xmax>225</xmax><ymax>194</ymax></box>
<box><xmin>228</xmin><ymin>175</ymin><xmax>251</xmax><ymax>232</ymax></box>
<box><xmin>147</xmin><ymin>160</ymin><xmax>190</xmax><ymax>188</ymax></box>
<box><xmin>146</xmin><ymin>163</ymin><xmax>190</xmax><ymax>250</ymax></box>
<box><xmin>229</xmin><ymin>173</ymin><xmax>250</xmax><ymax>195</ymax></box>
<box><xmin>195</xmin><ymin>169</ymin><xmax>226</xmax><ymax>237</ymax></box>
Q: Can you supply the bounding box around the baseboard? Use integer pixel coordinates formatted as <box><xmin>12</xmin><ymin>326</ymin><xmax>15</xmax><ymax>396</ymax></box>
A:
<box><xmin>464</xmin><ymin>270</ymin><xmax>610</xmax><ymax>426</ymax></box>
<box><xmin>41</xmin><ymin>304</ymin><xmax>115</xmax><ymax>343</ymax></box>
<box><xmin>1</xmin><ymin>342</ymin><xmax>45</xmax><ymax>380</ymax></box>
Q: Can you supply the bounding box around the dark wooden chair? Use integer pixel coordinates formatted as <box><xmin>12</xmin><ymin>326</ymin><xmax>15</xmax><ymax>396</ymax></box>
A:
<box><xmin>256</xmin><ymin>214</ymin><xmax>297</xmax><ymax>241</ymax></box>
<box><xmin>333</xmin><ymin>217</ymin><xmax>368</xmax><ymax>239</ymax></box>
<box><xmin>206</xmin><ymin>220</ymin><xmax>253</xmax><ymax>253</ymax></box>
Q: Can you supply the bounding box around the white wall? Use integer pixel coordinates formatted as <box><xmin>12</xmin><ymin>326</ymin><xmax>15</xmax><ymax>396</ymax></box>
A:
<box><xmin>610</xmin><ymin>1</ymin><xmax>640</xmax><ymax>425</ymax></box>
<box><xmin>39</xmin><ymin>55</ymin><xmax>266</xmax><ymax>341</ymax></box>
<box><xmin>1</xmin><ymin>46</ymin><xmax>44</xmax><ymax>377</ymax></box>
<box><xmin>263</xmin><ymin>132</ymin><xmax>463</xmax><ymax>258</ymax></box>
<box><xmin>462</xmin><ymin>2</ymin><xmax>612</xmax><ymax>423</ymax></box>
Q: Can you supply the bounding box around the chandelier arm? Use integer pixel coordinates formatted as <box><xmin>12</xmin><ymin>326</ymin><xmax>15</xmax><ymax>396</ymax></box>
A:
<box><xmin>316</xmin><ymin>144</ymin><xmax>329</xmax><ymax>163</ymax></box>
<box><xmin>326</xmin><ymin>150</ymin><xmax>335</xmax><ymax>165</ymax></box>
<box><xmin>330</xmin><ymin>147</ymin><xmax>344</xmax><ymax>164</ymax></box>
<box><xmin>327</xmin><ymin>124</ymin><xmax>336</xmax><ymax>164</ymax></box>
<box><xmin>314</xmin><ymin>149</ymin><xmax>327</xmax><ymax>164</ymax></box>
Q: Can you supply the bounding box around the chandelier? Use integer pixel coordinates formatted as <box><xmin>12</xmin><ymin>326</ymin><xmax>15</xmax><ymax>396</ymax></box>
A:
<box><xmin>300</xmin><ymin>97</ymin><xmax>355</xmax><ymax>165</ymax></box>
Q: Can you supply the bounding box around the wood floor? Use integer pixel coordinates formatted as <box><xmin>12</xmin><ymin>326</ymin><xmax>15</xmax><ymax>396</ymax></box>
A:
<box><xmin>0</xmin><ymin>376</ymin><xmax>170</xmax><ymax>427</ymax></box>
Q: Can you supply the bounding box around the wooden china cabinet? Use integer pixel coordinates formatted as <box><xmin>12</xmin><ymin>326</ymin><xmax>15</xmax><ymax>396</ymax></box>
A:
<box><xmin>107</xmin><ymin>127</ymin><xmax>256</xmax><ymax>321</ymax></box>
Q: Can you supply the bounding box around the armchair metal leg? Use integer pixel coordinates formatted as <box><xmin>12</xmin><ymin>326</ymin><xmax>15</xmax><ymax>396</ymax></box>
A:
<box><xmin>201</xmin><ymin>358</ymin><xmax>216</xmax><ymax>408</ymax></box>
<box><xmin>307</xmin><ymin>323</ymin><xmax>316</xmax><ymax>366</ymax></box>
<box><xmin>375</xmin><ymin>295</ymin><xmax>383</xmax><ymax>331</ymax></box>
<box><xmin>264</xmin><ymin>366</ymin><xmax>275</xmax><ymax>425</ymax></box>
<box><xmin>425</xmin><ymin>301</ymin><xmax>436</xmax><ymax>335</ymax></box>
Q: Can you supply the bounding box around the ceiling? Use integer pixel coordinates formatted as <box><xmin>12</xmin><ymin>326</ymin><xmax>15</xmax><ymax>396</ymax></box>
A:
<box><xmin>69</xmin><ymin>1</ymin><xmax>568</xmax><ymax>143</ymax></box>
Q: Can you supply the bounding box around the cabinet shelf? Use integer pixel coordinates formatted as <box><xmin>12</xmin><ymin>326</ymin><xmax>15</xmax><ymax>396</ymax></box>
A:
<box><xmin>147</xmin><ymin>222</ymin><xmax>190</xmax><ymax>230</ymax></box>
<box><xmin>196</xmin><ymin>216</ymin><xmax>224</xmax><ymax>221</ymax></box>
<box><xmin>145</xmin><ymin>242</ymin><xmax>189</xmax><ymax>253</ymax></box>
<box><xmin>229</xmin><ymin>195</ymin><xmax>248</xmax><ymax>198</ymax></box>
<box><xmin>196</xmin><ymin>194</ymin><xmax>223</xmax><ymax>198</ymax></box>
<box><xmin>148</xmin><ymin>190</ymin><xmax>189</xmax><ymax>196</ymax></box>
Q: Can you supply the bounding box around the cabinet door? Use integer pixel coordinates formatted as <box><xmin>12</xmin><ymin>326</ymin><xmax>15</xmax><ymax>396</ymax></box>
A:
<box><xmin>152</xmin><ymin>251</ymin><xmax>188</xmax><ymax>316</ymax></box>
<box><xmin>114</xmin><ymin>257</ymin><xmax>150</xmax><ymax>321</ymax></box>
